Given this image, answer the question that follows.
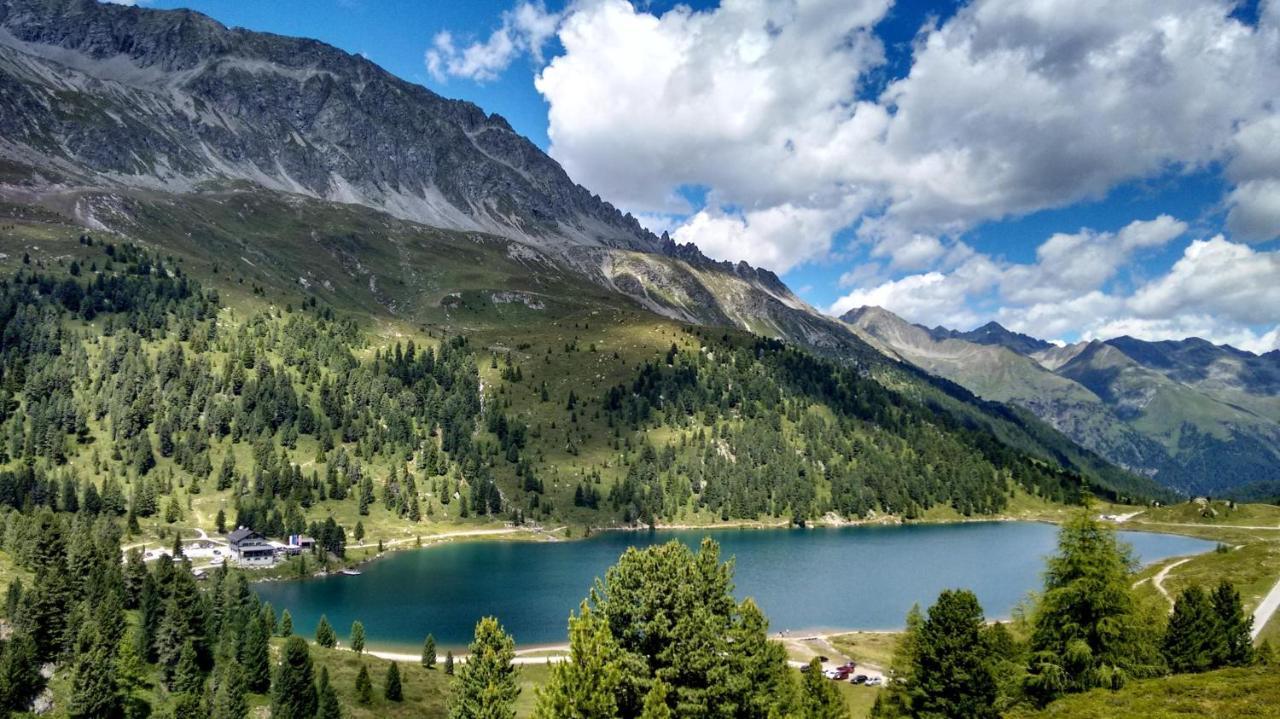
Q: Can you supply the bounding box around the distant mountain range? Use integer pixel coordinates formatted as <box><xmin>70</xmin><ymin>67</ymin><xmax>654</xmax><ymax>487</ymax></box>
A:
<box><xmin>843</xmin><ymin>306</ymin><xmax>1280</xmax><ymax>495</ymax></box>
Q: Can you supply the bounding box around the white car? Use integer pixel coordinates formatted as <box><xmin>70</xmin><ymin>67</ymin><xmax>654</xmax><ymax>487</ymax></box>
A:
<box><xmin>865</xmin><ymin>677</ymin><xmax>883</xmax><ymax>687</ymax></box>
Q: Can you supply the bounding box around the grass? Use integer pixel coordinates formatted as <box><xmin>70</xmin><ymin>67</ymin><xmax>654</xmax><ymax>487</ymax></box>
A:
<box><xmin>825</xmin><ymin>632</ymin><xmax>902</xmax><ymax>670</ymax></box>
<box><xmin>296</xmin><ymin>643</ymin><xmax>451</xmax><ymax>719</ymax></box>
<box><xmin>1008</xmin><ymin>666</ymin><xmax>1280</xmax><ymax>718</ymax></box>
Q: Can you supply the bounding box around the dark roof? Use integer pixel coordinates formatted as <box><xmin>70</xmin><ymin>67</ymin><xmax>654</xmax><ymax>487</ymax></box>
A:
<box><xmin>227</xmin><ymin>527</ymin><xmax>262</xmax><ymax>545</ymax></box>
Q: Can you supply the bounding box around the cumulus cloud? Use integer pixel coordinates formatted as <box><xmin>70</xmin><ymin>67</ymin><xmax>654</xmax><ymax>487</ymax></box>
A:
<box><xmin>430</xmin><ymin>0</ymin><xmax>1280</xmax><ymax>348</ymax></box>
<box><xmin>833</xmin><ymin>225</ymin><xmax>1280</xmax><ymax>352</ymax></box>
<box><xmin>426</xmin><ymin>2</ymin><xmax>560</xmax><ymax>82</ymax></box>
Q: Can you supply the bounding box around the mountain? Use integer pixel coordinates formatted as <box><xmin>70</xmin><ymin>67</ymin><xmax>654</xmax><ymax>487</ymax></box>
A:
<box><xmin>0</xmin><ymin>0</ymin><xmax>866</xmax><ymax>354</ymax></box>
<box><xmin>929</xmin><ymin>320</ymin><xmax>1054</xmax><ymax>355</ymax></box>
<box><xmin>0</xmin><ymin>0</ymin><xmax>1168</xmax><ymax>512</ymax></box>
<box><xmin>844</xmin><ymin>306</ymin><xmax>1280</xmax><ymax>494</ymax></box>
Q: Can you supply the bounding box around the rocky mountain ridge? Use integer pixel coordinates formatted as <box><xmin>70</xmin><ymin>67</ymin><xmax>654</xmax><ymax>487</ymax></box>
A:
<box><xmin>842</xmin><ymin>306</ymin><xmax>1280</xmax><ymax>494</ymax></box>
<box><xmin>0</xmin><ymin>0</ymin><xmax>869</xmax><ymax>353</ymax></box>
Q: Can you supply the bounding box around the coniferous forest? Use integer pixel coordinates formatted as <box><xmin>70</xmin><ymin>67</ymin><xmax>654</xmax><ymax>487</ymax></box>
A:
<box><xmin>0</xmin><ymin>238</ymin><xmax>1261</xmax><ymax>719</ymax></box>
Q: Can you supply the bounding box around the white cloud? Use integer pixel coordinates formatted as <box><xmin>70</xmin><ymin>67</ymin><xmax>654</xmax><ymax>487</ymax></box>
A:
<box><xmin>426</xmin><ymin>2</ymin><xmax>560</xmax><ymax>82</ymax></box>
<box><xmin>1128</xmin><ymin>236</ymin><xmax>1280</xmax><ymax>326</ymax></box>
<box><xmin>833</xmin><ymin>228</ymin><xmax>1280</xmax><ymax>352</ymax></box>
<box><xmin>429</xmin><ymin>0</ymin><xmax>1280</xmax><ymax>348</ymax></box>
<box><xmin>1000</xmin><ymin>216</ymin><xmax>1186</xmax><ymax>304</ymax></box>
<box><xmin>519</xmin><ymin>0</ymin><xmax>1280</xmax><ymax>274</ymax></box>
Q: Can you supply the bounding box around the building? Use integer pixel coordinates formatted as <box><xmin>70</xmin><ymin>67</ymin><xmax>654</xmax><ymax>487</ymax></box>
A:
<box><xmin>227</xmin><ymin>527</ymin><xmax>275</xmax><ymax>566</ymax></box>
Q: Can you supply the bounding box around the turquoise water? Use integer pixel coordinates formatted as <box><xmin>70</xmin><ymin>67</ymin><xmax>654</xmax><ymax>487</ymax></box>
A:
<box><xmin>253</xmin><ymin>522</ymin><xmax>1214</xmax><ymax>651</ymax></box>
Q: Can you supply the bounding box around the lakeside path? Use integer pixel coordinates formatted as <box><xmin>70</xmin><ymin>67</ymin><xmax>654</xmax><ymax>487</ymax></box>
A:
<box><xmin>1150</xmin><ymin>557</ymin><xmax>1195</xmax><ymax>609</ymax></box>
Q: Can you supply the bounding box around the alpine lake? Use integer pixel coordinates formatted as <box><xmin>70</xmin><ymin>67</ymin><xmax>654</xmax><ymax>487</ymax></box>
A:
<box><xmin>254</xmin><ymin>521</ymin><xmax>1214</xmax><ymax>652</ymax></box>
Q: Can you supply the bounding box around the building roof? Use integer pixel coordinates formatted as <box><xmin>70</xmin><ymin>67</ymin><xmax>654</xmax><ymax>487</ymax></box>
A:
<box><xmin>227</xmin><ymin>527</ymin><xmax>263</xmax><ymax>545</ymax></box>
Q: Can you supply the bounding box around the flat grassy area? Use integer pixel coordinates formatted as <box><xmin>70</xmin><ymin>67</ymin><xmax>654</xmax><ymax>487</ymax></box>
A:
<box><xmin>825</xmin><ymin>632</ymin><xmax>902</xmax><ymax>670</ymax></box>
<box><xmin>291</xmin><ymin>643</ymin><xmax>451</xmax><ymax>719</ymax></box>
<box><xmin>1007</xmin><ymin>666</ymin><xmax>1280</xmax><ymax>718</ymax></box>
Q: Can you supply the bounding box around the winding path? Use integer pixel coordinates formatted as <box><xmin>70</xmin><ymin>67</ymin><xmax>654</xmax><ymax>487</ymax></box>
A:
<box><xmin>1151</xmin><ymin>557</ymin><xmax>1194</xmax><ymax>609</ymax></box>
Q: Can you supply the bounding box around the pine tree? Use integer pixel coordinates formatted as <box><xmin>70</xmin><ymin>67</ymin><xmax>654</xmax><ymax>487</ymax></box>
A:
<box><xmin>355</xmin><ymin>664</ymin><xmax>373</xmax><ymax>704</ymax></box>
<box><xmin>907</xmin><ymin>590</ymin><xmax>999</xmax><ymax>719</ymax></box>
<box><xmin>534</xmin><ymin>603</ymin><xmax>623</xmax><ymax>719</ymax></box>
<box><xmin>422</xmin><ymin>634</ymin><xmax>437</xmax><ymax>668</ymax></box>
<box><xmin>445</xmin><ymin>650</ymin><xmax>455</xmax><ymax>675</ymax></box>
<box><xmin>384</xmin><ymin>662</ymin><xmax>403</xmax><ymax>702</ymax></box>
<box><xmin>317</xmin><ymin>667</ymin><xmax>342</xmax><ymax>719</ymax></box>
<box><xmin>350</xmin><ymin>621</ymin><xmax>365</xmax><ymax>655</ymax></box>
<box><xmin>316</xmin><ymin>615</ymin><xmax>337</xmax><ymax>648</ymax></box>
<box><xmin>280</xmin><ymin>609</ymin><xmax>293</xmax><ymax>637</ymax></box>
<box><xmin>1211</xmin><ymin>580</ymin><xmax>1255</xmax><ymax>667</ymax></box>
<box><xmin>1164</xmin><ymin>585</ymin><xmax>1225</xmax><ymax>673</ymax></box>
<box><xmin>449</xmin><ymin>618</ymin><xmax>518</xmax><ymax>719</ymax></box>
<box><xmin>271</xmin><ymin>637</ymin><xmax>318</xmax><ymax>719</ymax></box>
<box><xmin>639</xmin><ymin>679</ymin><xmax>673</xmax><ymax>719</ymax></box>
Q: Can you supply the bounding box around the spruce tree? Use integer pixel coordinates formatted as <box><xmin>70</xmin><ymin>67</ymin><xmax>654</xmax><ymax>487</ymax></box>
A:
<box><xmin>0</xmin><ymin>633</ymin><xmax>45</xmax><ymax>714</ymax></box>
<box><xmin>350</xmin><ymin>620</ymin><xmax>366</xmax><ymax>655</ymax></box>
<box><xmin>1163</xmin><ymin>585</ymin><xmax>1225</xmax><ymax>673</ymax></box>
<box><xmin>211</xmin><ymin>660</ymin><xmax>249</xmax><ymax>719</ymax></box>
<box><xmin>240</xmin><ymin>615</ymin><xmax>271</xmax><ymax>693</ymax></box>
<box><xmin>445</xmin><ymin>650</ymin><xmax>455</xmax><ymax>675</ymax></box>
<box><xmin>449</xmin><ymin>617</ymin><xmax>518</xmax><ymax>719</ymax></box>
<box><xmin>316</xmin><ymin>615</ymin><xmax>337</xmax><ymax>648</ymax></box>
<box><xmin>422</xmin><ymin>633</ymin><xmax>437</xmax><ymax>668</ymax></box>
<box><xmin>904</xmin><ymin>590</ymin><xmax>999</xmax><ymax>719</ymax></box>
<box><xmin>384</xmin><ymin>662</ymin><xmax>403</xmax><ymax>702</ymax></box>
<box><xmin>67</xmin><ymin>633</ymin><xmax>121</xmax><ymax>719</ymax></box>
<box><xmin>173</xmin><ymin>639</ymin><xmax>205</xmax><ymax>696</ymax></box>
<box><xmin>271</xmin><ymin>637</ymin><xmax>318</xmax><ymax>719</ymax></box>
<box><xmin>1211</xmin><ymin>580</ymin><xmax>1255</xmax><ymax>667</ymax></box>
<box><xmin>355</xmin><ymin>664</ymin><xmax>373</xmax><ymax>704</ymax></box>
<box><xmin>317</xmin><ymin>667</ymin><xmax>342</xmax><ymax>719</ymax></box>
<box><xmin>280</xmin><ymin>609</ymin><xmax>293</xmax><ymax>637</ymax></box>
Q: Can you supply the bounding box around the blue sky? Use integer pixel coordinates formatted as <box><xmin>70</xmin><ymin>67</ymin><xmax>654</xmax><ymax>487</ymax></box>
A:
<box><xmin>137</xmin><ymin>0</ymin><xmax>1279</xmax><ymax>351</ymax></box>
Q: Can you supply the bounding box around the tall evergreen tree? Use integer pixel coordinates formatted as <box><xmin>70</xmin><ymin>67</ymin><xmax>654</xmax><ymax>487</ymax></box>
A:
<box><xmin>316</xmin><ymin>615</ymin><xmax>337</xmax><ymax>648</ymax></box>
<box><xmin>1025</xmin><ymin>512</ymin><xmax>1161</xmax><ymax>704</ymax></box>
<box><xmin>280</xmin><ymin>609</ymin><xmax>293</xmax><ymax>637</ymax></box>
<box><xmin>240</xmin><ymin>615</ymin><xmax>271</xmax><ymax>693</ymax></box>
<box><xmin>906</xmin><ymin>590</ymin><xmax>998</xmax><ymax>719</ymax></box>
<box><xmin>422</xmin><ymin>634</ymin><xmax>437</xmax><ymax>669</ymax></box>
<box><xmin>534</xmin><ymin>603</ymin><xmax>623</xmax><ymax>719</ymax></box>
<box><xmin>449</xmin><ymin>617</ymin><xmax>519</xmax><ymax>719</ymax></box>
<box><xmin>350</xmin><ymin>621</ymin><xmax>365</xmax><ymax>655</ymax></box>
<box><xmin>271</xmin><ymin>637</ymin><xmax>318</xmax><ymax>719</ymax></box>
<box><xmin>317</xmin><ymin>667</ymin><xmax>342</xmax><ymax>719</ymax></box>
<box><xmin>799</xmin><ymin>658</ymin><xmax>846</xmax><ymax>719</ymax></box>
<box><xmin>384</xmin><ymin>662</ymin><xmax>403</xmax><ymax>702</ymax></box>
<box><xmin>354</xmin><ymin>664</ymin><xmax>373</xmax><ymax>705</ymax></box>
<box><xmin>211</xmin><ymin>660</ymin><xmax>249</xmax><ymax>719</ymax></box>
<box><xmin>1163</xmin><ymin>586</ymin><xmax>1226</xmax><ymax>674</ymax></box>
<box><xmin>1211</xmin><ymin>581</ymin><xmax>1255</xmax><ymax>667</ymax></box>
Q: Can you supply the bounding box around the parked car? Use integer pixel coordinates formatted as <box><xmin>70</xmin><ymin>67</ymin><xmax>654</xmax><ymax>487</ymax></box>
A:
<box><xmin>865</xmin><ymin>677</ymin><xmax>883</xmax><ymax>687</ymax></box>
<box><xmin>851</xmin><ymin>674</ymin><xmax>869</xmax><ymax>685</ymax></box>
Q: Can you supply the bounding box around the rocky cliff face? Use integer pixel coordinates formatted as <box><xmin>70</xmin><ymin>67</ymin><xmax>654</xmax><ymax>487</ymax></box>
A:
<box><xmin>0</xmin><ymin>0</ymin><xmax>866</xmax><ymax>353</ymax></box>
